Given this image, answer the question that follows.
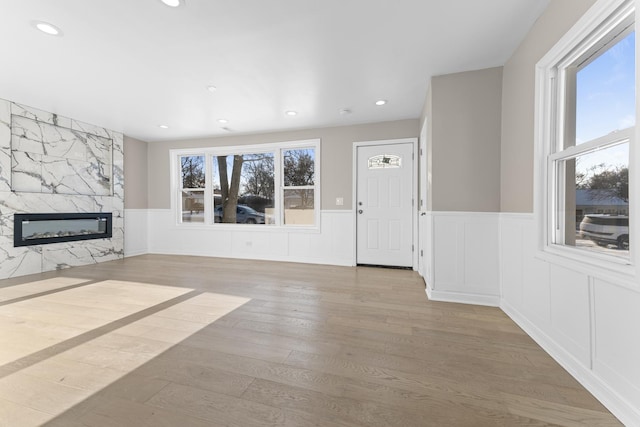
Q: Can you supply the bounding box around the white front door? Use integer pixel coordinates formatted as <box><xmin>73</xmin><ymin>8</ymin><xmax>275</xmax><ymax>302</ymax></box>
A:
<box><xmin>356</xmin><ymin>142</ymin><xmax>413</xmax><ymax>267</ymax></box>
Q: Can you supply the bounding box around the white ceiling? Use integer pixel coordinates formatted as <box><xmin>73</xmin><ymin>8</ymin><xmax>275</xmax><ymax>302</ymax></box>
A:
<box><xmin>0</xmin><ymin>0</ymin><xmax>549</xmax><ymax>142</ymax></box>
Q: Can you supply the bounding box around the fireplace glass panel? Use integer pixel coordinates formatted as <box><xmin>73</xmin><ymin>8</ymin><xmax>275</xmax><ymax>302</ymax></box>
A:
<box><xmin>21</xmin><ymin>218</ymin><xmax>107</xmax><ymax>241</ymax></box>
<box><xmin>14</xmin><ymin>213</ymin><xmax>113</xmax><ymax>247</ymax></box>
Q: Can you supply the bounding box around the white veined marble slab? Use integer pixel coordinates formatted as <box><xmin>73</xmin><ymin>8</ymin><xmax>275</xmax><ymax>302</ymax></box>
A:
<box><xmin>0</xmin><ymin>98</ymin><xmax>125</xmax><ymax>280</ymax></box>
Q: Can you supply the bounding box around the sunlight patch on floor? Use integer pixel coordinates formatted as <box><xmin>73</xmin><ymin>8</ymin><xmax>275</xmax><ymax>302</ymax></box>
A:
<box><xmin>0</xmin><ymin>277</ymin><xmax>91</xmax><ymax>303</ymax></box>
<box><xmin>0</xmin><ymin>279</ymin><xmax>250</xmax><ymax>426</ymax></box>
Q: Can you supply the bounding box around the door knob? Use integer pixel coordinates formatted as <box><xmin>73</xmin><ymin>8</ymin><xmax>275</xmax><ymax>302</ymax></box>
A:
<box><xmin>358</xmin><ymin>210</ymin><xmax>363</xmax><ymax>214</ymax></box>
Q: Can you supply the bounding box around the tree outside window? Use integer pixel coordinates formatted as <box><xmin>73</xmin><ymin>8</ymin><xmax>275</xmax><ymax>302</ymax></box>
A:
<box><xmin>180</xmin><ymin>155</ymin><xmax>205</xmax><ymax>223</ymax></box>
<box><xmin>213</xmin><ymin>153</ymin><xmax>275</xmax><ymax>224</ymax></box>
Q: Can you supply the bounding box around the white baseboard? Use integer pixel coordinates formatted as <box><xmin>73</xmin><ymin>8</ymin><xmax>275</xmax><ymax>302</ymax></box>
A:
<box><xmin>124</xmin><ymin>250</ymin><xmax>148</xmax><ymax>258</ymax></box>
<box><xmin>501</xmin><ymin>300</ymin><xmax>640</xmax><ymax>427</ymax></box>
<box><xmin>147</xmin><ymin>250</ymin><xmax>354</xmax><ymax>267</ymax></box>
<box><xmin>425</xmin><ymin>287</ymin><xmax>500</xmax><ymax>307</ymax></box>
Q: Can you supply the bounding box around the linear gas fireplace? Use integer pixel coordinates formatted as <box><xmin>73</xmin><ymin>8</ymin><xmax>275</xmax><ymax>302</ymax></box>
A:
<box><xmin>14</xmin><ymin>212</ymin><xmax>113</xmax><ymax>247</ymax></box>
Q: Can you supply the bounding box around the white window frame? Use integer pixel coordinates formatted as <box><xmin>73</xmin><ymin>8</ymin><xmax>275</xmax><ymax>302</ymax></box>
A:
<box><xmin>177</xmin><ymin>153</ymin><xmax>209</xmax><ymax>224</ymax></box>
<box><xmin>170</xmin><ymin>139</ymin><xmax>320</xmax><ymax>231</ymax></box>
<box><xmin>280</xmin><ymin>147</ymin><xmax>317</xmax><ymax>227</ymax></box>
<box><xmin>534</xmin><ymin>0</ymin><xmax>639</xmax><ymax>280</ymax></box>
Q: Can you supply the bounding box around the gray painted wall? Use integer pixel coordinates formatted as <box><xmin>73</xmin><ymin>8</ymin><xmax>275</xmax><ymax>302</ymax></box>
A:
<box><xmin>124</xmin><ymin>136</ymin><xmax>149</xmax><ymax>210</ymax></box>
<box><xmin>420</xmin><ymin>85</ymin><xmax>433</xmax><ymax>211</ymax></box>
<box><xmin>430</xmin><ymin>66</ymin><xmax>503</xmax><ymax>212</ymax></box>
<box><xmin>145</xmin><ymin>119</ymin><xmax>419</xmax><ymax>210</ymax></box>
<box><xmin>500</xmin><ymin>0</ymin><xmax>596</xmax><ymax>212</ymax></box>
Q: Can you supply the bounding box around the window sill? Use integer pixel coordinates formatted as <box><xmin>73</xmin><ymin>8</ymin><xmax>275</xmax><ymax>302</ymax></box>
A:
<box><xmin>535</xmin><ymin>244</ymin><xmax>638</xmax><ymax>290</ymax></box>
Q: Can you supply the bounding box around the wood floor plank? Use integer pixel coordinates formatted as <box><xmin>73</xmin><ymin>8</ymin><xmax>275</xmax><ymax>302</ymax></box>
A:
<box><xmin>133</xmin><ymin>357</ymin><xmax>256</xmax><ymax>397</ymax></box>
<box><xmin>502</xmin><ymin>393</ymin><xmax>623</xmax><ymax>427</ymax></box>
<box><xmin>146</xmin><ymin>382</ymin><xmax>313</xmax><ymax>427</ymax></box>
<box><xmin>241</xmin><ymin>377</ymin><xmax>428</xmax><ymax>427</ymax></box>
<box><xmin>0</xmin><ymin>254</ymin><xmax>622</xmax><ymax>426</ymax></box>
<box><xmin>0</xmin><ymin>398</ymin><xmax>52</xmax><ymax>427</ymax></box>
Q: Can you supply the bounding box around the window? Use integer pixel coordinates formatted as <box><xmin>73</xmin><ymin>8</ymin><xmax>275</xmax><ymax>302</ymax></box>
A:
<box><xmin>172</xmin><ymin>140</ymin><xmax>319</xmax><ymax>228</ymax></box>
<box><xmin>180</xmin><ymin>155</ymin><xmax>205</xmax><ymax>223</ymax></box>
<box><xmin>536</xmin><ymin>0</ymin><xmax>637</xmax><ymax>268</ymax></box>
<box><xmin>283</xmin><ymin>148</ymin><xmax>315</xmax><ymax>225</ymax></box>
<box><xmin>213</xmin><ymin>153</ymin><xmax>275</xmax><ymax>224</ymax></box>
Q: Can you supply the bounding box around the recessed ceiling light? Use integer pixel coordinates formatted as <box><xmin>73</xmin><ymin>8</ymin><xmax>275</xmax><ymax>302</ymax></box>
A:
<box><xmin>159</xmin><ymin>125</ymin><xmax>169</xmax><ymax>129</ymax></box>
<box><xmin>217</xmin><ymin>119</ymin><xmax>228</xmax><ymax>124</ymax></box>
<box><xmin>375</xmin><ymin>100</ymin><xmax>387</xmax><ymax>106</ymax></box>
<box><xmin>286</xmin><ymin>111</ymin><xmax>298</xmax><ymax>116</ymax></box>
<box><xmin>34</xmin><ymin>21</ymin><xmax>62</xmax><ymax>36</ymax></box>
<box><xmin>207</xmin><ymin>85</ymin><xmax>217</xmax><ymax>92</ymax></box>
<box><xmin>160</xmin><ymin>0</ymin><xmax>182</xmax><ymax>7</ymax></box>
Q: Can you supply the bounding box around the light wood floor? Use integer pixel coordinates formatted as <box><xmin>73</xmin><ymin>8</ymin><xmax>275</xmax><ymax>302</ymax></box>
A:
<box><xmin>0</xmin><ymin>254</ymin><xmax>621</xmax><ymax>426</ymax></box>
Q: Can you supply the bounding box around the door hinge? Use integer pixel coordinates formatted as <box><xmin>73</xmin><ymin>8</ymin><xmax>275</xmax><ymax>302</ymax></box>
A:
<box><xmin>420</xmin><ymin>249</ymin><xmax>424</xmax><ymax>256</ymax></box>
<box><xmin>412</xmin><ymin>152</ymin><xmax>414</xmax><ymax>160</ymax></box>
<box><xmin>412</xmin><ymin>199</ymin><xmax>415</xmax><ymax>207</ymax></box>
<box><xmin>420</xmin><ymin>148</ymin><xmax>423</xmax><ymax>156</ymax></box>
<box><xmin>412</xmin><ymin>244</ymin><xmax>414</xmax><ymax>252</ymax></box>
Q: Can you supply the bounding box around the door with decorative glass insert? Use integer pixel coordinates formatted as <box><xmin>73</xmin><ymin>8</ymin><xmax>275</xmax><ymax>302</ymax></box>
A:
<box><xmin>356</xmin><ymin>142</ymin><xmax>413</xmax><ymax>267</ymax></box>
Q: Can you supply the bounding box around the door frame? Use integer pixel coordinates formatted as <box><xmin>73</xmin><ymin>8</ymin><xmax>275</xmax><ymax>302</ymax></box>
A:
<box><xmin>418</xmin><ymin>120</ymin><xmax>428</xmax><ymax>278</ymax></box>
<box><xmin>352</xmin><ymin>138</ymin><xmax>419</xmax><ymax>270</ymax></box>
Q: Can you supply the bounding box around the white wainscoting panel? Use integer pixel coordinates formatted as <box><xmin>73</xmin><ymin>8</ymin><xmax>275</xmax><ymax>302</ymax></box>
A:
<box><xmin>146</xmin><ymin>209</ymin><xmax>354</xmax><ymax>266</ymax></box>
<box><xmin>124</xmin><ymin>209</ymin><xmax>148</xmax><ymax>257</ymax></box>
<box><xmin>592</xmin><ymin>278</ymin><xmax>640</xmax><ymax>412</ymax></box>
<box><xmin>427</xmin><ymin>212</ymin><xmax>500</xmax><ymax>306</ymax></box>
<box><xmin>548</xmin><ymin>264</ymin><xmax>591</xmax><ymax>367</ymax></box>
<box><xmin>499</xmin><ymin>213</ymin><xmax>640</xmax><ymax>426</ymax></box>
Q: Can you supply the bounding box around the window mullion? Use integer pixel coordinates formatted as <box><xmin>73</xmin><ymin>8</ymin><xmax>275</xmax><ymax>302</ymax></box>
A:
<box><xmin>275</xmin><ymin>149</ymin><xmax>283</xmax><ymax>226</ymax></box>
<box><xmin>204</xmin><ymin>153</ymin><xmax>213</xmax><ymax>224</ymax></box>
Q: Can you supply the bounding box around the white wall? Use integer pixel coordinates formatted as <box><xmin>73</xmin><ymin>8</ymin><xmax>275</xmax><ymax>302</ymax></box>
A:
<box><xmin>146</xmin><ymin>210</ymin><xmax>353</xmax><ymax>266</ymax></box>
<box><xmin>500</xmin><ymin>214</ymin><xmax>640</xmax><ymax>426</ymax></box>
<box><xmin>422</xmin><ymin>212</ymin><xmax>500</xmax><ymax>306</ymax></box>
<box><xmin>124</xmin><ymin>209</ymin><xmax>148</xmax><ymax>257</ymax></box>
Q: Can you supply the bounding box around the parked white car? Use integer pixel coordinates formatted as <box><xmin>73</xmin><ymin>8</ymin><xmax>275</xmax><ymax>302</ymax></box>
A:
<box><xmin>579</xmin><ymin>214</ymin><xmax>629</xmax><ymax>249</ymax></box>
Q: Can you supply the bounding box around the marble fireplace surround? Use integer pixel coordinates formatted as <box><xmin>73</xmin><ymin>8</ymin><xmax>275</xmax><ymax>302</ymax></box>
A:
<box><xmin>0</xmin><ymin>98</ymin><xmax>124</xmax><ymax>279</ymax></box>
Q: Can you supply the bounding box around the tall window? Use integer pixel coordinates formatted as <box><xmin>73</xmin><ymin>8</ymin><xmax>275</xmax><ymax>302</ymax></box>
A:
<box><xmin>180</xmin><ymin>155</ymin><xmax>205</xmax><ymax>223</ymax></box>
<box><xmin>283</xmin><ymin>148</ymin><xmax>315</xmax><ymax>225</ymax></box>
<box><xmin>172</xmin><ymin>140</ymin><xmax>320</xmax><ymax>228</ymax></box>
<box><xmin>537</xmin><ymin>0</ymin><xmax>636</xmax><ymax>266</ymax></box>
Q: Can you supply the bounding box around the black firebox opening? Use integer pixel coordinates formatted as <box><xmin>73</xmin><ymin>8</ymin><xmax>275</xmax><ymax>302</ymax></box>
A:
<box><xmin>14</xmin><ymin>212</ymin><xmax>113</xmax><ymax>247</ymax></box>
